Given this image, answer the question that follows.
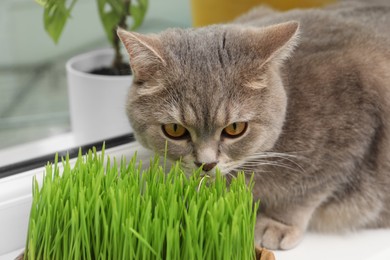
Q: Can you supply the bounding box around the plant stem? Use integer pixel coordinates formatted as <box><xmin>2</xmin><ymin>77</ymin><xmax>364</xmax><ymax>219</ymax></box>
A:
<box><xmin>112</xmin><ymin>0</ymin><xmax>131</xmax><ymax>71</ymax></box>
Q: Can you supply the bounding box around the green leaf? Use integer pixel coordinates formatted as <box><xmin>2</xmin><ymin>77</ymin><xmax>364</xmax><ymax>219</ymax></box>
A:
<box><xmin>39</xmin><ymin>0</ymin><xmax>77</xmax><ymax>44</ymax></box>
<box><xmin>105</xmin><ymin>0</ymin><xmax>124</xmax><ymax>14</ymax></box>
<box><xmin>129</xmin><ymin>228</ymin><xmax>157</xmax><ymax>256</ymax></box>
<box><xmin>44</xmin><ymin>4</ymin><xmax>67</xmax><ymax>43</ymax></box>
<box><xmin>130</xmin><ymin>0</ymin><xmax>148</xmax><ymax>30</ymax></box>
<box><xmin>96</xmin><ymin>0</ymin><xmax>123</xmax><ymax>44</ymax></box>
<box><xmin>35</xmin><ymin>0</ymin><xmax>47</xmax><ymax>7</ymax></box>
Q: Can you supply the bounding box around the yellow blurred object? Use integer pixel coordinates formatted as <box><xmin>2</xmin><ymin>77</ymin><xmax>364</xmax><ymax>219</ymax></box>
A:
<box><xmin>190</xmin><ymin>0</ymin><xmax>336</xmax><ymax>27</ymax></box>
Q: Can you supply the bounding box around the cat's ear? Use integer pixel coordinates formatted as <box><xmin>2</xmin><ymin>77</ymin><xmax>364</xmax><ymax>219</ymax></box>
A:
<box><xmin>253</xmin><ymin>21</ymin><xmax>299</xmax><ymax>66</ymax></box>
<box><xmin>117</xmin><ymin>28</ymin><xmax>166</xmax><ymax>83</ymax></box>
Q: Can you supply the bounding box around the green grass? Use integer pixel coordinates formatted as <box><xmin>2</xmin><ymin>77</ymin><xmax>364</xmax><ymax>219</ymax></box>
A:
<box><xmin>24</xmin><ymin>147</ymin><xmax>259</xmax><ymax>260</ymax></box>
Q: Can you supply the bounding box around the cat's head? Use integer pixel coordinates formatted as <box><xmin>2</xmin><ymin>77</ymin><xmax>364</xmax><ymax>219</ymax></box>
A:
<box><xmin>118</xmin><ymin>21</ymin><xmax>299</xmax><ymax>176</ymax></box>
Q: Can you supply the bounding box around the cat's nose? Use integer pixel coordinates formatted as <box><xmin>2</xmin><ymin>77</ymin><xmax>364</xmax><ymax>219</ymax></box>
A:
<box><xmin>194</xmin><ymin>161</ymin><xmax>218</xmax><ymax>172</ymax></box>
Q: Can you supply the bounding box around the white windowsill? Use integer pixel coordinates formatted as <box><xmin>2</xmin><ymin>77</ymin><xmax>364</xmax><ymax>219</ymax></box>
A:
<box><xmin>0</xmin><ymin>131</ymin><xmax>140</xmax><ymax>168</ymax></box>
<box><xmin>0</xmin><ymin>133</ymin><xmax>78</xmax><ymax>167</ymax></box>
<box><xmin>1</xmin><ymin>136</ymin><xmax>390</xmax><ymax>260</ymax></box>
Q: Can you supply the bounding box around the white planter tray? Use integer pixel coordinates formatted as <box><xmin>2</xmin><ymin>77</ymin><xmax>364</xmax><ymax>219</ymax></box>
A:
<box><xmin>1</xmin><ymin>140</ymin><xmax>389</xmax><ymax>260</ymax></box>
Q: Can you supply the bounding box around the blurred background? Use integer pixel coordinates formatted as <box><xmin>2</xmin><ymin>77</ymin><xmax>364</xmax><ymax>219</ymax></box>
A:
<box><xmin>0</xmin><ymin>0</ymin><xmax>335</xmax><ymax>150</ymax></box>
<box><xmin>0</xmin><ymin>0</ymin><xmax>191</xmax><ymax>149</ymax></box>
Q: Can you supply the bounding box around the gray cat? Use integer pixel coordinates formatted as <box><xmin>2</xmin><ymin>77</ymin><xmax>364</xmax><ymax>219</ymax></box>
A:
<box><xmin>118</xmin><ymin>0</ymin><xmax>390</xmax><ymax>250</ymax></box>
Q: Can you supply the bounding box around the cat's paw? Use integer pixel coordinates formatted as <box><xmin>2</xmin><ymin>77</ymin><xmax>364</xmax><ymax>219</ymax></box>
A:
<box><xmin>255</xmin><ymin>215</ymin><xmax>304</xmax><ymax>250</ymax></box>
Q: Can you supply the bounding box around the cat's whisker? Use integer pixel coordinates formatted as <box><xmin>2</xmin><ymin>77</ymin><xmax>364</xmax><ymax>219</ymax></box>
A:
<box><xmin>242</xmin><ymin>159</ymin><xmax>303</xmax><ymax>173</ymax></box>
<box><xmin>227</xmin><ymin>172</ymin><xmax>236</xmax><ymax>178</ymax></box>
<box><xmin>248</xmin><ymin>152</ymin><xmax>306</xmax><ymax>164</ymax></box>
<box><xmin>245</xmin><ymin>160</ymin><xmax>301</xmax><ymax>171</ymax></box>
<box><xmin>222</xmin><ymin>157</ymin><xmax>303</xmax><ymax>176</ymax></box>
<box><xmin>270</xmin><ymin>156</ymin><xmax>306</xmax><ymax>172</ymax></box>
<box><xmin>249</xmin><ymin>151</ymin><xmax>301</xmax><ymax>159</ymax></box>
<box><xmin>224</xmin><ymin>172</ymin><xmax>236</xmax><ymax>183</ymax></box>
<box><xmin>246</xmin><ymin>152</ymin><xmax>306</xmax><ymax>173</ymax></box>
<box><xmin>234</xmin><ymin>167</ymin><xmax>270</xmax><ymax>175</ymax></box>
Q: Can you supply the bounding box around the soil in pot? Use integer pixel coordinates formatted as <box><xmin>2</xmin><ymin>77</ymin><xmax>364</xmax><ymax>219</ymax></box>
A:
<box><xmin>90</xmin><ymin>62</ymin><xmax>132</xmax><ymax>76</ymax></box>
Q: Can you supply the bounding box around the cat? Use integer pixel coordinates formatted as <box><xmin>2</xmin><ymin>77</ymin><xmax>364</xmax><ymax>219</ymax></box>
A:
<box><xmin>117</xmin><ymin>0</ymin><xmax>390</xmax><ymax>250</ymax></box>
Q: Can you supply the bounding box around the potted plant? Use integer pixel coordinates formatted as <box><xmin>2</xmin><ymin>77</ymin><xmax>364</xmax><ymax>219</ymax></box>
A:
<box><xmin>36</xmin><ymin>0</ymin><xmax>148</xmax><ymax>144</ymax></box>
<box><xmin>18</xmin><ymin>148</ymin><xmax>274</xmax><ymax>259</ymax></box>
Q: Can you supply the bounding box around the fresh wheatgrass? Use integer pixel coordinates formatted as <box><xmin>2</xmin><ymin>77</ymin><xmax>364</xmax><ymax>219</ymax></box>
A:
<box><xmin>24</xmin><ymin>147</ymin><xmax>259</xmax><ymax>260</ymax></box>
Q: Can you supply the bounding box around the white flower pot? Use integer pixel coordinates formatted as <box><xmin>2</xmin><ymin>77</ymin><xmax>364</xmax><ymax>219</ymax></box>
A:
<box><xmin>66</xmin><ymin>48</ymin><xmax>132</xmax><ymax>144</ymax></box>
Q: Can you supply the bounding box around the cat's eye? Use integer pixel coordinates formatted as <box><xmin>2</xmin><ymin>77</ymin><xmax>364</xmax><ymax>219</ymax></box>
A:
<box><xmin>162</xmin><ymin>123</ymin><xmax>189</xmax><ymax>139</ymax></box>
<box><xmin>222</xmin><ymin>122</ymin><xmax>248</xmax><ymax>138</ymax></box>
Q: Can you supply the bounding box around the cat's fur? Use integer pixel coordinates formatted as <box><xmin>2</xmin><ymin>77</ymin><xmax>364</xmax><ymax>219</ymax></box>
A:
<box><xmin>118</xmin><ymin>0</ymin><xmax>390</xmax><ymax>250</ymax></box>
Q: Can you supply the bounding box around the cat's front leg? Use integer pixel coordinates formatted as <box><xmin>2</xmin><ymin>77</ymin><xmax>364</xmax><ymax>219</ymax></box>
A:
<box><xmin>255</xmin><ymin>202</ymin><xmax>318</xmax><ymax>250</ymax></box>
<box><xmin>255</xmin><ymin>213</ymin><xmax>304</xmax><ymax>250</ymax></box>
